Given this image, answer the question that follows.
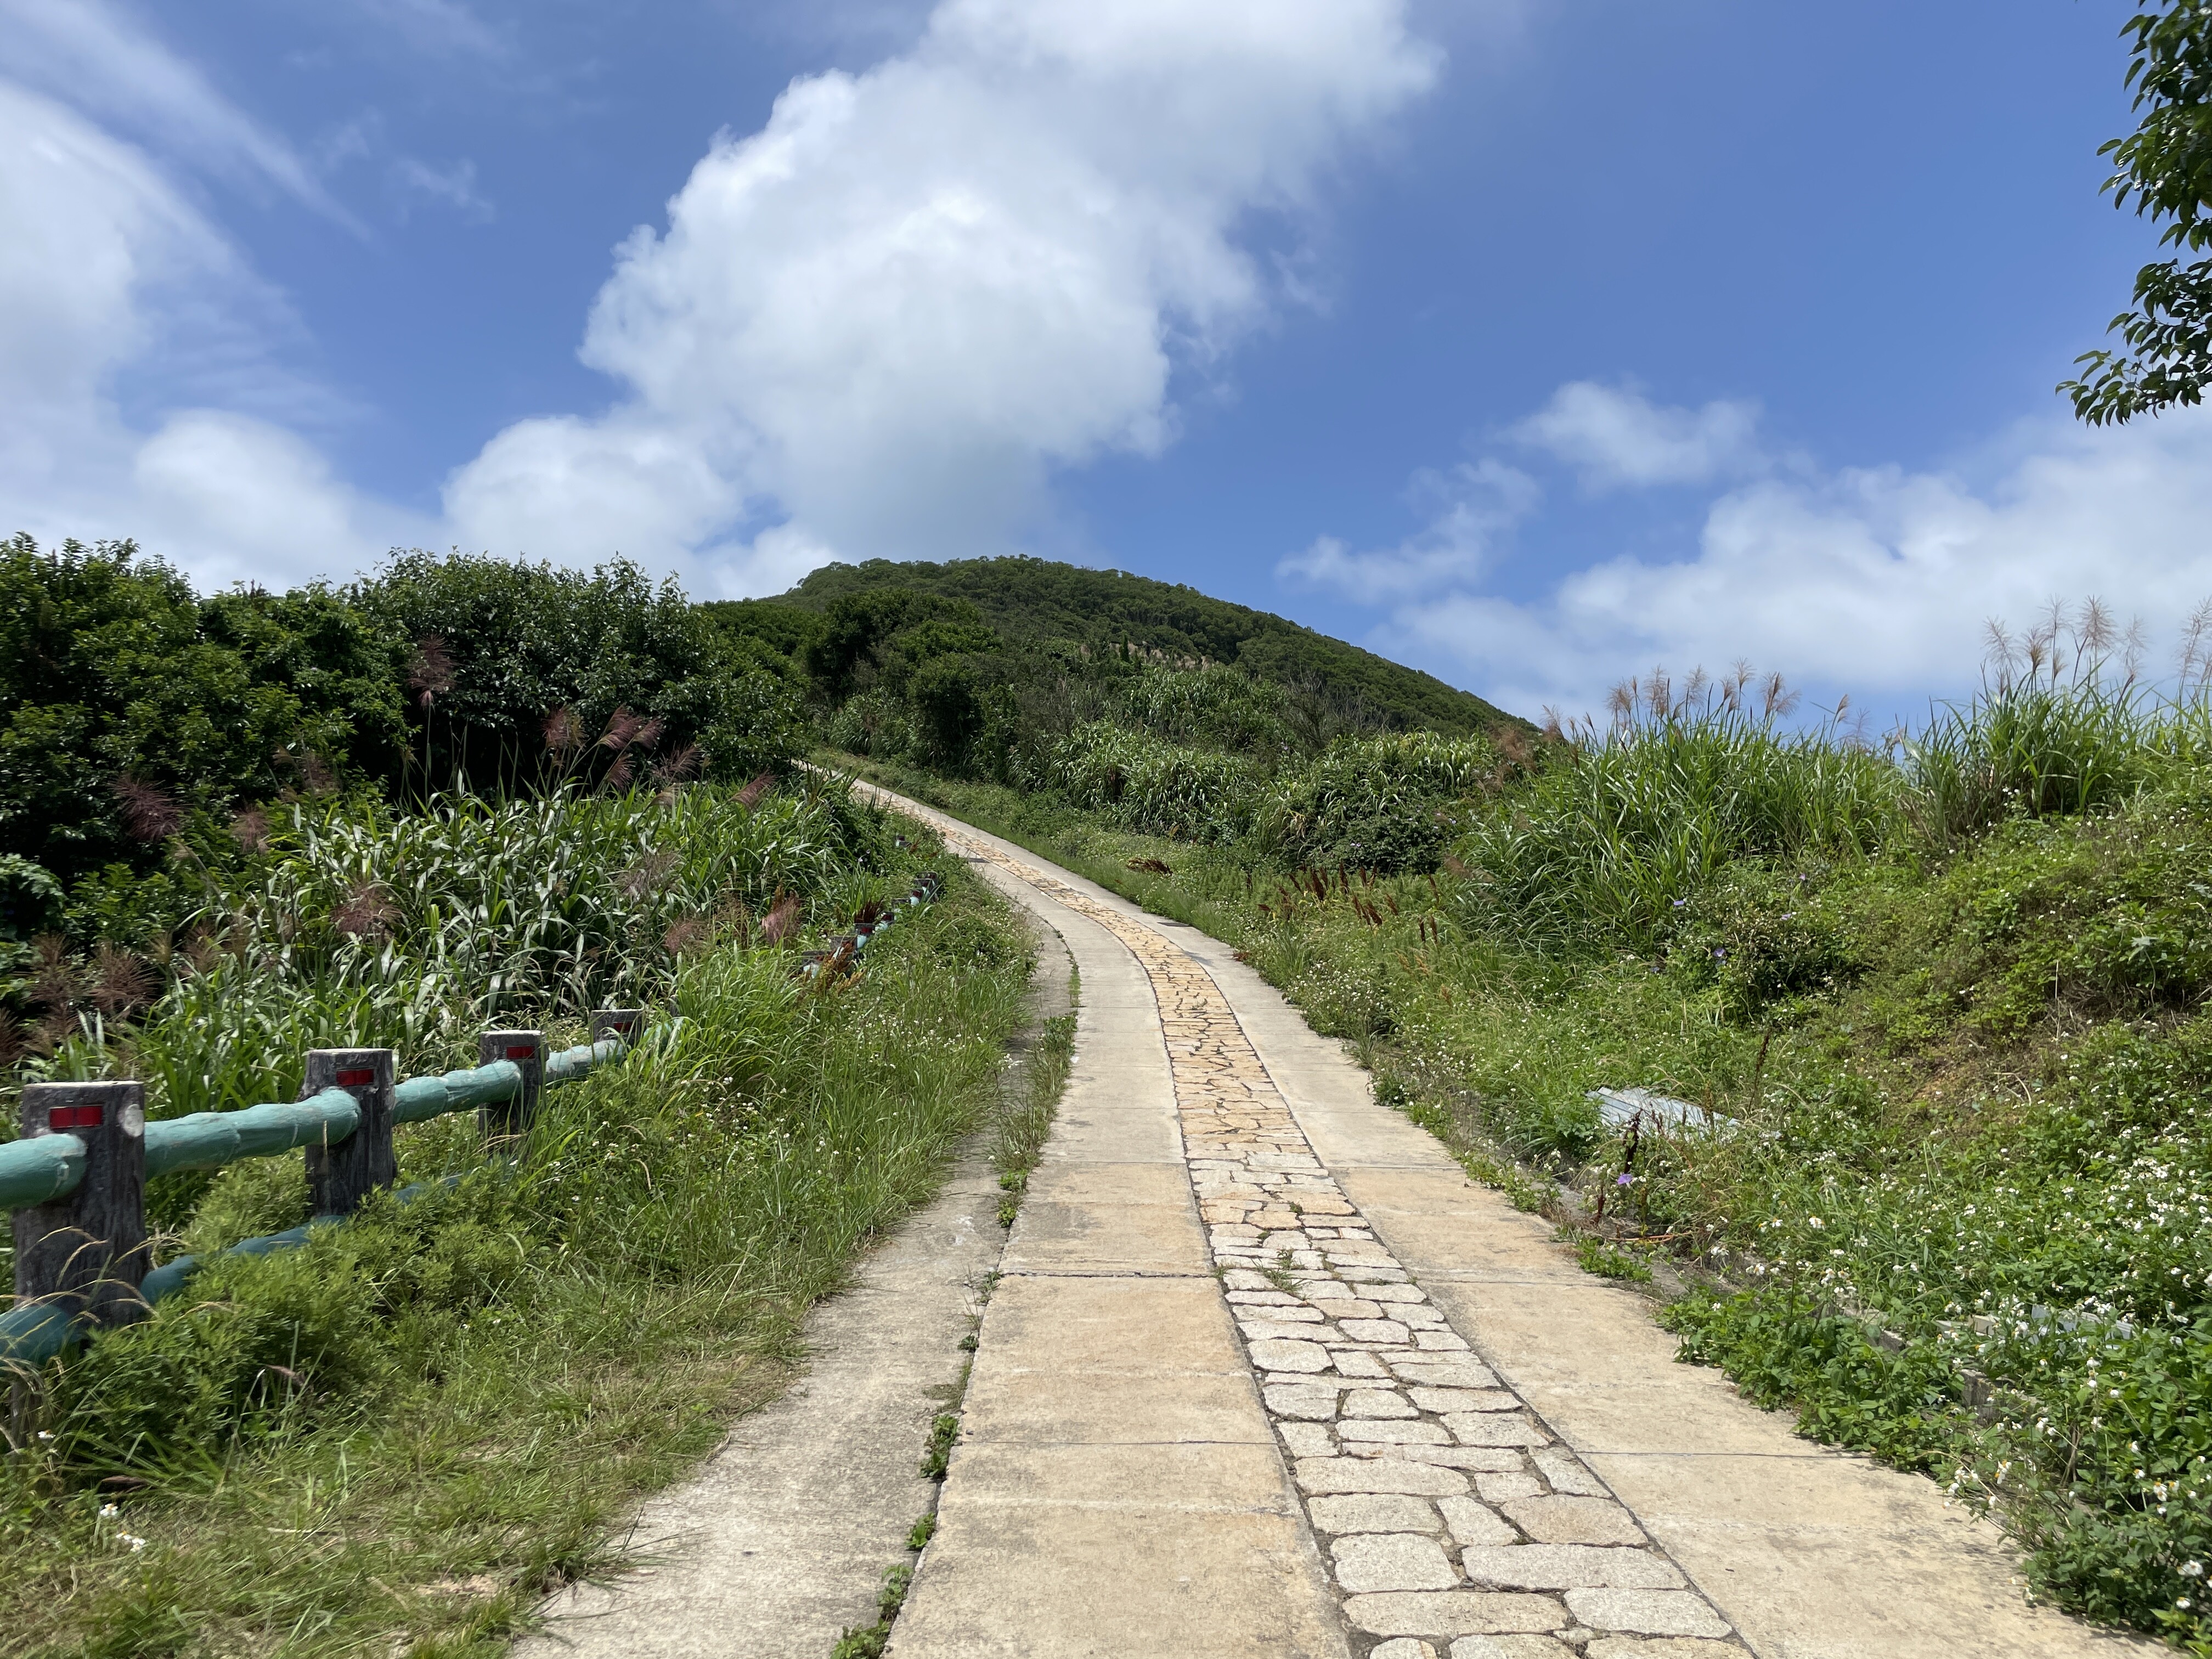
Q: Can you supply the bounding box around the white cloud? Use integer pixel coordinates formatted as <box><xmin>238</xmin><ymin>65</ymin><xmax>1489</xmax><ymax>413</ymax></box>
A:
<box><xmin>1514</xmin><ymin>380</ymin><xmax>1763</xmax><ymax>489</ymax></box>
<box><xmin>443</xmin><ymin>0</ymin><xmax>1442</xmax><ymax>588</ymax></box>
<box><xmin>0</xmin><ymin>0</ymin><xmax>357</xmax><ymax>227</ymax></box>
<box><xmin>1366</xmin><ymin>397</ymin><xmax>2212</xmax><ymax>721</ymax></box>
<box><xmin>0</xmin><ymin>80</ymin><xmax>422</xmax><ymax>585</ymax></box>
<box><xmin>392</xmin><ymin>155</ymin><xmax>493</xmax><ymax>221</ymax></box>
<box><xmin>1280</xmin><ymin>457</ymin><xmax>1537</xmax><ymax>600</ymax></box>
<box><xmin>347</xmin><ymin>0</ymin><xmax>510</xmax><ymax>60</ymax></box>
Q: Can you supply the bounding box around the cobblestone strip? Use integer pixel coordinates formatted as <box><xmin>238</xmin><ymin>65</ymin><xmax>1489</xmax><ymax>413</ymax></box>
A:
<box><xmin>933</xmin><ymin>823</ymin><xmax>1747</xmax><ymax>1659</ymax></box>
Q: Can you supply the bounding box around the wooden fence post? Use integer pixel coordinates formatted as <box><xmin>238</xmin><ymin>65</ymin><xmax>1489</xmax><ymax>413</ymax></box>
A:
<box><xmin>302</xmin><ymin>1048</ymin><xmax>396</xmax><ymax>1217</ymax></box>
<box><xmin>13</xmin><ymin>1082</ymin><xmax>149</xmax><ymax>1330</ymax></box>
<box><xmin>478</xmin><ymin>1030</ymin><xmax>543</xmax><ymax>1148</ymax></box>
<box><xmin>589</xmin><ymin>1008</ymin><xmax>643</xmax><ymax>1046</ymax></box>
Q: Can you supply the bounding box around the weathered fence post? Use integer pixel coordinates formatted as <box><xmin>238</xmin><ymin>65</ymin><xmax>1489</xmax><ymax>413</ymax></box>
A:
<box><xmin>13</xmin><ymin>1082</ymin><xmax>149</xmax><ymax>1330</ymax></box>
<box><xmin>302</xmin><ymin>1048</ymin><xmax>396</xmax><ymax>1217</ymax></box>
<box><xmin>478</xmin><ymin>1030</ymin><xmax>543</xmax><ymax>1148</ymax></box>
<box><xmin>589</xmin><ymin>1008</ymin><xmax>643</xmax><ymax>1046</ymax></box>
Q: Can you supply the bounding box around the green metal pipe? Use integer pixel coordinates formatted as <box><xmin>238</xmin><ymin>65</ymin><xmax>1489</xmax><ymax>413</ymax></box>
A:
<box><xmin>0</xmin><ymin>1132</ymin><xmax>86</xmax><ymax>1209</ymax></box>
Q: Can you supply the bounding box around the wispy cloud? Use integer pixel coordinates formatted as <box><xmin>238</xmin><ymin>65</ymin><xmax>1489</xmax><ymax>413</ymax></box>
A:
<box><xmin>392</xmin><ymin>155</ymin><xmax>493</xmax><ymax>222</ymax></box>
<box><xmin>0</xmin><ymin>0</ymin><xmax>361</xmax><ymax>230</ymax></box>
<box><xmin>1280</xmin><ymin>458</ymin><xmax>1537</xmax><ymax>600</ymax></box>
<box><xmin>347</xmin><ymin>0</ymin><xmax>511</xmax><ymax>60</ymax></box>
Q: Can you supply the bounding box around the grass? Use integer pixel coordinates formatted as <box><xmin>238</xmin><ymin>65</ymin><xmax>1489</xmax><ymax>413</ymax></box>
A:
<box><xmin>0</xmin><ymin>786</ymin><xmax>1036</xmax><ymax>1658</ymax></box>
<box><xmin>826</xmin><ymin>654</ymin><xmax>2212</xmax><ymax>1651</ymax></box>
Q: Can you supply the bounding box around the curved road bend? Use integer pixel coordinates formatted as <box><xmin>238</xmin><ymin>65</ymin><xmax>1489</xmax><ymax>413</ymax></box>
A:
<box><xmin>867</xmin><ymin>782</ymin><xmax>2153</xmax><ymax>1659</ymax></box>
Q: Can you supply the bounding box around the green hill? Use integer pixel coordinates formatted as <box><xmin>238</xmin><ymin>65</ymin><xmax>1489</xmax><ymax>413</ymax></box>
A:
<box><xmin>707</xmin><ymin>555</ymin><xmax>1525</xmax><ymax>736</ymax></box>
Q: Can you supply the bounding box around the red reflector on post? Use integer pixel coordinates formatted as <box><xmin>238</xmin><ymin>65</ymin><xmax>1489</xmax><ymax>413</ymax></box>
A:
<box><xmin>48</xmin><ymin>1104</ymin><xmax>104</xmax><ymax>1130</ymax></box>
<box><xmin>335</xmin><ymin>1068</ymin><xmax>375</xmax><ymax>1087</ymax></box>
<box><xmin>504</xmin><ymin>1045</ymin><xmax>535</xmax><ymax>1060</ymax></box>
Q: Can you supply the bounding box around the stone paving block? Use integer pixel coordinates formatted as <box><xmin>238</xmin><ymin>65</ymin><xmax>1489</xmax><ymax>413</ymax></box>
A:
<box><xmin>1438</xmin><ymin>1495</ymin><xmax>1519</xmax><ymax>1548</ymax></box>
<box><xmin>1333</xmin><ymin>1533</ymin><xmax>1460</xmax><ymax>1593</ymax></box>
<box><xmin>1296</xmin><ymin>1457</ymin><xmax>1470</xmax><ymax>1497</ymax></box>
<box><xmin>1445</xmin><ymin>1413</ymin><xmax>1550</xmax><ymax>1448</ymax></box>
<box><xmin>1346</xmin><ymin>1591</ymin><xmax>1571</xmax><ymax>1637</ymax></box>
<box><xmin>1500</xmin><ymin>1496</ymin><xmax>1645</xmax><ymax>1546</ymax></box>
<box><xmin>1240</xmin><ymin>1318</ymin><xmax>1335</xmax><ymax>1344</ymax></box>
<box><xmin>1249</xmin><ymin>1338</ymin><xmax>1331</xmax><ymax>1373</ymax></box>
<box><xmin>1563</xmin><ymin>1589</ymin><xmax>1733</xmax><ymax>1639</ymax></box>
<box><xmin>1308</xmin><ymin>1493</ymin><xmax>1440</xmax><ymax>1534</ymax></box>
<box><xmin>1371</xmin><ymin>1642</ymin><xmax>1439</xmax><ymax>1659</ymax></box>
<box><xmin>1390</xmin><ymin>1446</ymin><xmax>1529</xmax><ymax>1472</ymax></box>
<box><xmin>1412</xmin><ymin>1387</ymin><xmax>1521</xmax><ymax>1414</ymax></box>
<box><xmin>1338</xmin><ymin>1419</ymin><xmax>1452</xmax><ymax>1446</ymax></box>
<box><xmin>1448</xmin><ymin>1639</ymin><xmax>1580</xmax><ymax>1659</ymax></box>
<box><xmin>1582</xmin><ymin>1640</ymin><xmax>1745</xmax><ymax>1659</ymax></box>
<box><xmin>1332</xmin><ymin>1350</ymin><xmax>1392</xmax><ymax>1378</ymax></box>
<box><xmin>1531</xmin><ymin>1450</ymin><xmax>1607</xmax><ymax>1497</ymax></box>
<box><xmin>1391</xmin><ymin>1359</ymin><xmax>1502</xmax><ymax>1389</ymax></box>
<box><xmin>1280</xmin><ymin>1422</ymin><xmax>1334</xmax><ymax>1458</ymax></box>
<box><xmin>1462</xmin><ymin>1545</ymin><xmax>1685</xmax><ymax>1592</ymax></box>
<box><xmin>1339</xmin><ymin>1318</ymin><xmax>1413</xmax><ymax>1343</ymax></box>
<box><xmin>1475</xmin><ymin>1472</ymin><xmax>1545</xmax><ymax>1503</ymax></box>
<box><xmin>1341</xmin><ymin>1387</ymin><xmax>1421</xmax><ymax>1418</ymax></box>
<box><xmin>1263</xmin><ymin>1382</ymin><xmax>1341</xmax><ymax>1419</ymax></box>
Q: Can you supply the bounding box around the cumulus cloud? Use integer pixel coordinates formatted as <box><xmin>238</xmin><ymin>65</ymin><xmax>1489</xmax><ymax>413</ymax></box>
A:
<box><xmin>1356</xmin><ymin>394</ymin><xmax>2212</xmax><ymax>721</ymax></box>
<box><xmin>1279</xmin><ymin>457</ymin><xmax>1537</xmax><ymax>600</ymax></box>
<box><xmin>443</xmin><ymin>0</ymin><xmax>1442</xmax><ymax>587</ymax></box>
<box><xmin>1514</xmin><ymin>380</ymin><xmax>1763</xmax><ymax>489</ymax></box>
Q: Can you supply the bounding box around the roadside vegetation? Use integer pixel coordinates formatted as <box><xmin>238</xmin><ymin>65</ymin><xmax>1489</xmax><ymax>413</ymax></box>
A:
<box><xmin>831</xmin><ymin>600</ymin><xmax>2212</xmax><ymax>1650</ymax></box>
<box><xmin>1</xmin><ymin>539</ymin><xmax>1040</xmax><ymax>1657</ymax></box>
<box><xmin>0</xmin><ymin>775</ymin><xmax>1029</xmax><ymax>1657</ymax></box>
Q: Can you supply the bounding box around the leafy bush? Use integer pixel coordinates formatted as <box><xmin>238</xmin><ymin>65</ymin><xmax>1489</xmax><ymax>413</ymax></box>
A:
<box><xmin>0</xmin><ymin>536</ymin><xmax>407</xmax><ymax>895</ymax></box>
<box><xmin>1039</xmin><ymin>723</ymin><xmax>1262</xmax><ymax>842</ymax></box>
<box><xmin>1664</xmin><ymin>861</ymin><xmax>1858</xmax><ymax>1019</ymax></box>
<box><xmin>351</xmin><ymin>550</ymin><xmax>802</xmax><ymax>795</ymax></box>
<box><xmin>1257</xmin><ymin>729</ymin><xmax>1501</xmax><ymax>872</ymax></box>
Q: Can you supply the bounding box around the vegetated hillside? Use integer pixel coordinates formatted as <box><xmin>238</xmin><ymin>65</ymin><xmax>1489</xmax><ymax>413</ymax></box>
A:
<box><xmin>709</xmin><ymin>554</ymin><xmax>1524</xmax><ymax>737</ymax></box>
<box><xmin>842</xmin><ymin>611</ymin><xmax>2212</xmax><ymax>1649</ymax></box>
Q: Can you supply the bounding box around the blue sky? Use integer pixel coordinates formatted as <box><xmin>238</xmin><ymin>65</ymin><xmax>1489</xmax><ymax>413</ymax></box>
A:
<box><xmin>5</xmin><ymin>0</ymin><xmax>2210</xmax><ymax>724</ymax></box>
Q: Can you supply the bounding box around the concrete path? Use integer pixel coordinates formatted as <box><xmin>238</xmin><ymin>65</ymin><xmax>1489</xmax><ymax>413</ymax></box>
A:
<box><xmin>518</xmin><ymin>914</ymin><xmax>1073</xmax><ymax>1659</ymax></box>
<box><xmin>868</xmin><ymin>787</ymin><xmax>2154</xmax><ymax>1659</ymax></box>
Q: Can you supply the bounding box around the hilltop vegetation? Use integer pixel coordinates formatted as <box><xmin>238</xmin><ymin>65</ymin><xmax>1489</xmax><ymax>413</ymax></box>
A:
<box><xmin>712</xmin><ymin>554</ymin><xmax>1516</xmax><ymax>738</ymax></box>
<box><xmin>704</xmin><ymin>554</ymin><xmax>1533</xmax><ymax>877</ymax></box>
<box><xmin>845</xmin><ymin>604</ymin><xmax>2212</xmax><ymax>1649</ymax></box>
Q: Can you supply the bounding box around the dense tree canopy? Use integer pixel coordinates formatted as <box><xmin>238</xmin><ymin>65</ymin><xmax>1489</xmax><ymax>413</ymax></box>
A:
<box><xmin>2064</xmin><ymin>0</ymin><xmax>2212</xmax><ymax>424</ymax></box>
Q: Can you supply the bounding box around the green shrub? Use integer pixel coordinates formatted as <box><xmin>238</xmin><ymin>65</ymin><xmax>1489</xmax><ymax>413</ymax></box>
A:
<box><xmin>1040</xmin><ymin>723</ymin><xmax>1261</xmax><ymax>842</ymax></box>
<box><xmin>1257</xmin><ymin>729</ymin><xmax>1500</xmax><ymax>872</ymax></box>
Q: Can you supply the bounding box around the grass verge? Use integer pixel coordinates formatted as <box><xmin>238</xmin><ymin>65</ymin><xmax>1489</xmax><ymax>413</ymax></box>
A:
<box><xmin>1</xmin><ymin>854</ymin><xmax>1031</xmax><ymax>1659</ymax></box>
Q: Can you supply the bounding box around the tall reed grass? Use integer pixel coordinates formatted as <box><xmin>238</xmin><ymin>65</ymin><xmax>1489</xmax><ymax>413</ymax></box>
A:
<box><xmin>25</xmin><ymin>780</ymin><xmax>861</xmax><ymax>1124</ymax></box>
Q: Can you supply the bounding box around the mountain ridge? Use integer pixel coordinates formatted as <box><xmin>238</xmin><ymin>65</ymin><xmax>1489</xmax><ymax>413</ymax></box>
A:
<box><xmin>709</xmin><ymin>554</ymin><xmax>1526</xmax><ymax>736</ymax></box>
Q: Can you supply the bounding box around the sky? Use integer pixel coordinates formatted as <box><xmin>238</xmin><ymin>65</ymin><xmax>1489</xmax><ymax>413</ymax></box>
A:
<box><xmin>4</xmin><ymin>0</ymin><xmax>2210</xmax><ymax>726</ymax></box>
